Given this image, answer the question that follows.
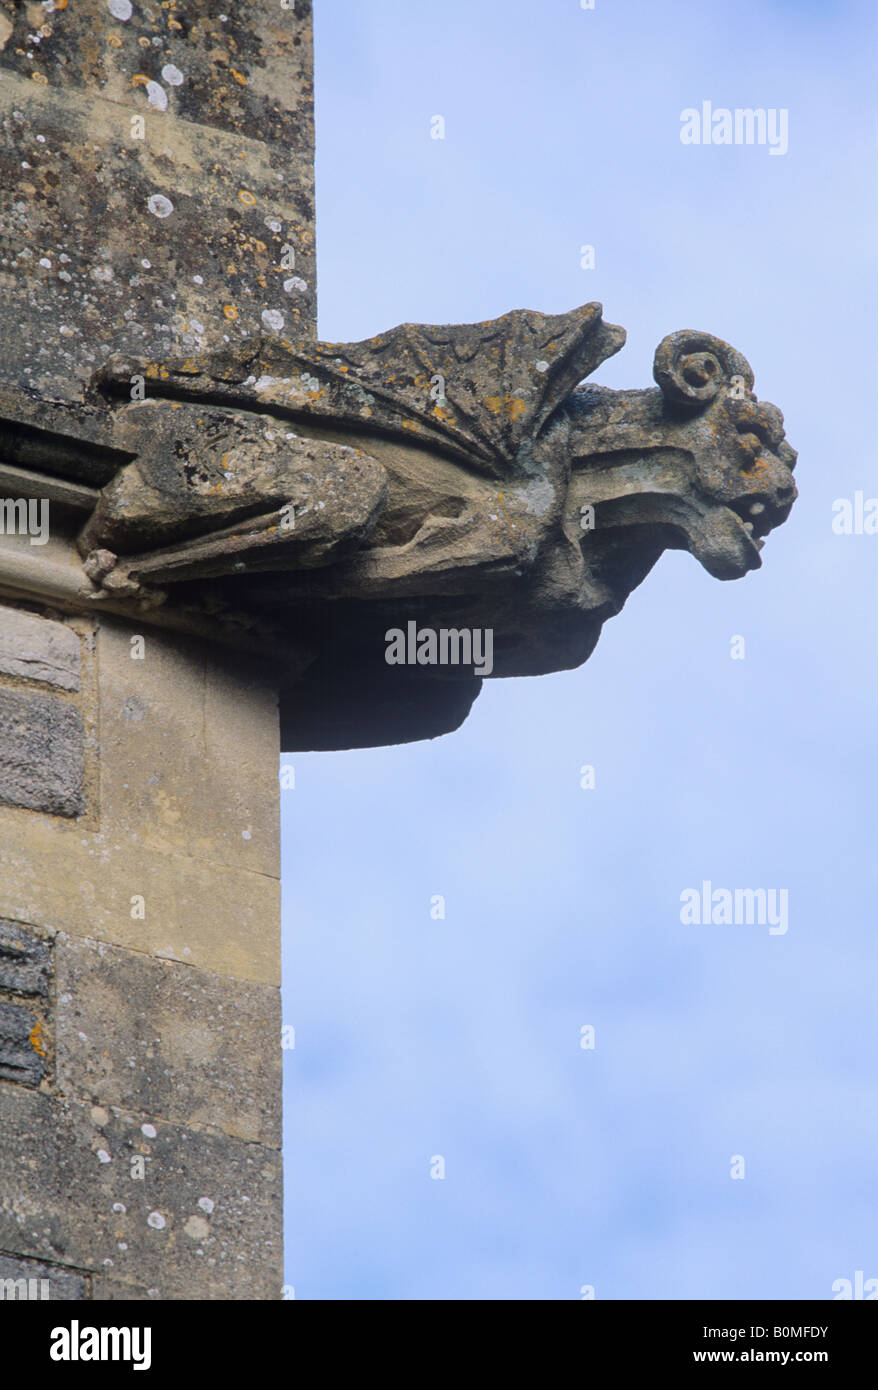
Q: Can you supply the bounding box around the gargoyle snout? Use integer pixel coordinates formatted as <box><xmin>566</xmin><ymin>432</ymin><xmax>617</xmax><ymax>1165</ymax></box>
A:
<box><xmin>729</xmin><ymin>405</ymin><xmax>798</xmax><ymax>542</ymax></box>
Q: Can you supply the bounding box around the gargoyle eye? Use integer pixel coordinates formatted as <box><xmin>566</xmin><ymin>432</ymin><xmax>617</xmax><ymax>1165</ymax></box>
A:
<box><xmin>739</xmin><ymin>432</ymin><xmax>763</xmax><ymax>459</ymax></box>
<box><xmin>682</xmin><ymin>359</ymin><xmax>718</xmax><ymax>389</ymax></box>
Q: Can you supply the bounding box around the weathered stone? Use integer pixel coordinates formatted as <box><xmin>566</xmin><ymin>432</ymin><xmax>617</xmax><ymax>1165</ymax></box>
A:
<box><xmin>0</xmin><ymin>687</ymin><xmax>84</xmax><ymax>817</ymax></box>
<box><xmin>0</xmin><ymin>1086</ymin><xmax>282</xmax><ymax>1301</ymax></box>
<box><xmin>73</xmin><ymin>310</ymin><xmax>796</xmax><ymax>748</ymax></box>
<box><xmin>89</xmin><ymin>1275</ymin><xmax>159</xmax><ymax>1301</ymax></box>
<box><xmin>0</xmin><ymin>813</ymin><xmax>280</xmax><ymax>987</ymax></box>
<box><xmin>96</xmin><ymin>617</ymin><xmax>280</xmax><ymax>881</ymax></box>
<box><xmin>0</xmin><ymin>1252</ymin><xmax>89</xmax><ymax>1301</ymax></box>
<box><xmin>0</xmin><ymin>1000</ymin><xmax>45</xmax><ymax>1086</ymax></box>
<box><xmin>0</xmin><ymin>605</ymin><xmax>81</xmax><ymax>691</ymax></box>
<box><xmin>56</xmin><ymin>936</ymin><xmax>281</xmax><ymax>1146</ymax></box>
<box><xmin>0</xmin><ymin>1</ymin><xmax>316</xmax><ymax>402</ymax></box>
<box><xmin>0</xmin><ymin>920</ymin><xmax>52</xmax><ymax>998</ymax></box>
<box><xmin>78</xmin><ymin>400</ymin><xmax>388</xmax><ymax>582</ymax></box>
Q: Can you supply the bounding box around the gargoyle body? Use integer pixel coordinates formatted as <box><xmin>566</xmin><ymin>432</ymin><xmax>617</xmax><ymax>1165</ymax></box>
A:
<box><xmin>78</xmin><ymin>303</ymin><xmax>796</xmax><ymax>747</ymax></box>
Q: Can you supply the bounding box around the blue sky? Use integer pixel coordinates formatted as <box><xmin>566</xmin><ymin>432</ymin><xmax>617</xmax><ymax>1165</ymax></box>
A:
<box><xmin>282</xmin><ymin>0</ymin><xmax>878</xmax><ymax>1299</ymax></box>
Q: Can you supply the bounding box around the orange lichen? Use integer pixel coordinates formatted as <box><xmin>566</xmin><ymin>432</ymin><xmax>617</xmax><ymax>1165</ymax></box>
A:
<box><xmin>484</xmin><ymin>394</ymin><xmax>525</xmax><ymax>420</ymax></box>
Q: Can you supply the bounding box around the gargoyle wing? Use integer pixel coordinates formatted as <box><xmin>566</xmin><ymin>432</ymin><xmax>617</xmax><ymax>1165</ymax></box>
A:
<box><xmin>96</xmin><ymin>303</ymin><xmax>625</xmax><ymax>480</ymax></box>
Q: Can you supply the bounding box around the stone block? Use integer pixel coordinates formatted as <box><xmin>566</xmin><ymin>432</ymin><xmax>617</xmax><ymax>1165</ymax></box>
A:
<box><xmin>0</xmin><ymin>919</ymin><xmax>52</xmax><ymax>997</ymax></box>
<box><xmin>0</xmin><ymin>999</ymin><xmax>44</xmax><ymax>1086</ymax></box>
<box><xmin>0</xmin><ymin>604</ymin><xmax>81</xmax><ymax>691</ymax></box>
<box><xmin>0</xmin><ymin>1086</ymin><xmax>282</xmax><ymax>1300</ymax></box>
<box><xmin>0</xmin><ymin>687</ymin><xmax>84</xmax><ymax>817</ymax></box>
<box><xmin>0</xmin><ymin>816</ymin><xmax>280</xmax><ymax>985</ymax></box>
<box><xmin>56</xmin><ymin>935</ymin><xmax>281</xmax><ymax>1146</ymax></box>
<box><xmin>97</xmin><ymin>618</ymin><xmax>280</xmax><ymax>879</ymax></box>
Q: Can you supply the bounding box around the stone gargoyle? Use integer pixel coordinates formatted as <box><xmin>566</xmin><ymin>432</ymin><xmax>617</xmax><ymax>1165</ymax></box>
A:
<box><xmin>77</xmin><ymin>302</ymin><xmax>796</xmax><ymax>748</ymax></box>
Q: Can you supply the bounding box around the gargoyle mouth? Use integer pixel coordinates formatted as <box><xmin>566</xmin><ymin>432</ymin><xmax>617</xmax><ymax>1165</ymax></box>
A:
<box><xmin>678</xmin><ymin>499</ymin><xmax>765</xmax><ymax>580</ymax></box>
<box><xmin>728</xmin><ymin>495</ymin><xmax>776</xmax><ymax>545</ymax></box>
<box><xmin>693</xmin><ymin>464</ymin><xmax>797</xmax><ymax>578</ymax></box>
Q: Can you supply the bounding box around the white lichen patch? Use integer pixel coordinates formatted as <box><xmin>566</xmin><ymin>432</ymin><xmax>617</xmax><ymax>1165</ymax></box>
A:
<box><xmin>511</xmin><ymin>478</ymin><xmax>555</xmax><ymax>517</ymax></box>
<box><xmin>146</xmin><ymin>194</ymin><xmax>173</xmax><ymax>219</ymax></box>
<box><xmin>145</xmin><ymin>81</ymin><xmax>168</xmax><ymax>112</ymax></box>
<box><xmin>184</xmin><ymin>1216</ymin><xmax>210</xmax><ymax>1240</ymax></box>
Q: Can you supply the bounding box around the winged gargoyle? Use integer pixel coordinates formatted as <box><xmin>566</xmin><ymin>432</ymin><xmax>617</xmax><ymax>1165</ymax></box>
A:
<box><xmin>76</xmin><ymin>302</ymin><xmax>796</xmax><ymax>748</ymax></box>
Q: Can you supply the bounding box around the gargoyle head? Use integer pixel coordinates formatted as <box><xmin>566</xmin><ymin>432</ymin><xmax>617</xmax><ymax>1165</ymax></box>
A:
<box><xmin>565</xmin><ymin>329</ymin><xmax>797</xmax><ymax>583</ymax></box>
<box><xmin>652</xmin><ymin>330</ymin><xmax>798</xmax><ymax>577</ymax></box>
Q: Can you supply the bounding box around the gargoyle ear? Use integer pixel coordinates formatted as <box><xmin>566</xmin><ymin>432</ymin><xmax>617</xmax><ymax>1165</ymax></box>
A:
<box><xmin>653</xmin><ymin>330</ymin><xmax>754</xmax><ymax>409</ymax></box>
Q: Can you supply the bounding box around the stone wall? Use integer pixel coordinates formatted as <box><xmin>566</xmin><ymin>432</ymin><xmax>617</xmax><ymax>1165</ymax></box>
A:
<box><xmin>0</xmin><ymin>581</ymin><xmax>282</xmax><ymax>1299</ymax></box>
<box><xmin>0</xmin><ymin>0</ymin><xmax>316</xmax><ymax>401</ymax></box>
<box><xmin>0</xmin><ymin>489</ymin><xmax>285</xmax><ymax>1304</ymax></box>
<box><xmin>0</xmin><ymin>0</ymin><xmax>317</xmax><ymax>1301</ymax></box>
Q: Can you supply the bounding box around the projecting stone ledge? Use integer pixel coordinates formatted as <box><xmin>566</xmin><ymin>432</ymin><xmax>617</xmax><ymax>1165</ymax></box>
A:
<box><xmin>1</xmin><ymin>303</ymin><xmax>797</xmax><ymax>750</ymax></box>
